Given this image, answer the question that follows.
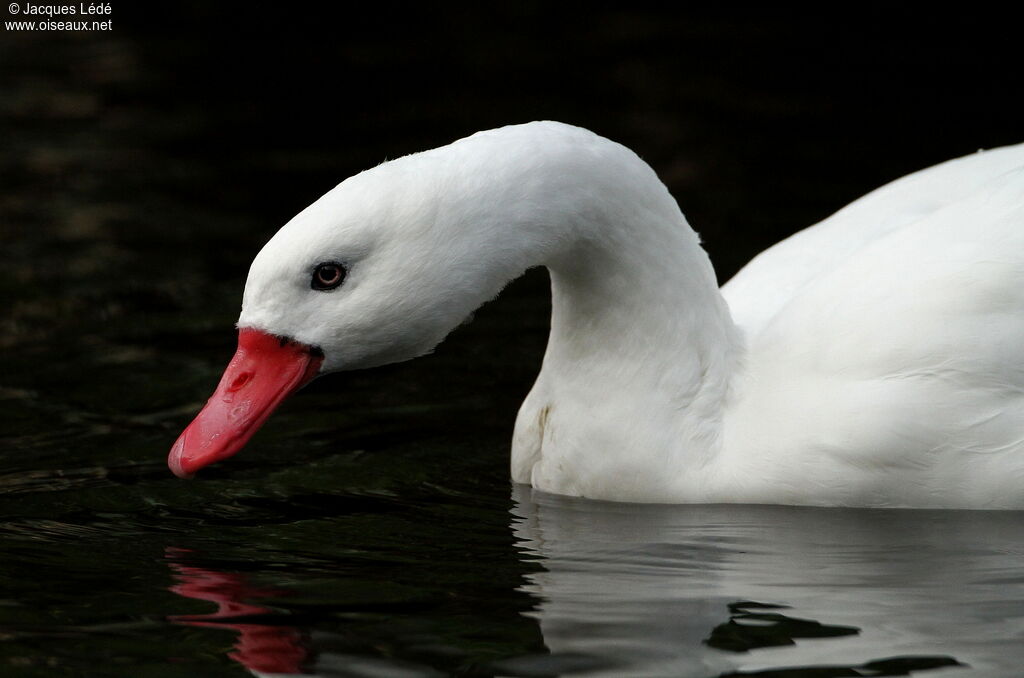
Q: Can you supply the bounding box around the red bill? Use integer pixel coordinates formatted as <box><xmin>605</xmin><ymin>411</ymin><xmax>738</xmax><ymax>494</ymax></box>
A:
<box><xmin>168</xmin><ymin>328</ymin><xmax>323</xmax><ymax>478</ymax></box>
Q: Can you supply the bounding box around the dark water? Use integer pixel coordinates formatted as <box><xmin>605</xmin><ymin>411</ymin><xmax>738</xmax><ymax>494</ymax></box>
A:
<box><xmin>3</xmin><ymin>5</ymin><xmax>1024</xmax><ymax>677</ymax></box>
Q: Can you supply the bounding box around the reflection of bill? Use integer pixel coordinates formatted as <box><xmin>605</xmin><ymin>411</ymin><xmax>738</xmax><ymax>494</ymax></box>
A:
<box><xmin>166</xmin><ymin>548</ymin><xmax>308</xmax><ymax>675</ymax></box>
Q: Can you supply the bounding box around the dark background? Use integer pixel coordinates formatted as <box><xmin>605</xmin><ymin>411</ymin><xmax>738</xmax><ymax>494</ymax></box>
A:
<box><xmin>5</xmin><ymin>4</ymin><xmax>1023</xmax><ymax>337</ymax></box>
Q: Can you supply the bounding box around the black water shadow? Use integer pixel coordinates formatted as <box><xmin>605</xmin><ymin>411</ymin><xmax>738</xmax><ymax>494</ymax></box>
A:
<box><xmin>708</xmin><ymin>601</ymin><xmax>963</xmax><ymax>677</ymax></box>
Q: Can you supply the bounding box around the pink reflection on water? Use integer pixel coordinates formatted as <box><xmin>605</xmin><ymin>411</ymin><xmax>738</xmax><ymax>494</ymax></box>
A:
<box><xmin>166</xmin><ymin>547</ymin><xmax>309</xmax><ymax>674</ymax></box>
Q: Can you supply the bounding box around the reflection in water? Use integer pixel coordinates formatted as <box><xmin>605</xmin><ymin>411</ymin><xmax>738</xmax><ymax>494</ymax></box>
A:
<box><xmin>167</xmin><ymin>548</ymin><xmax>310</xmax><ymax>675</ymax></box>
<box><xmin>165</xmin><ymin>548</ymin><xmax>450</xmax><ymax>678</ymax></box>
<box><xmin>161</xmin><ymin>488</ymin><xmax>1016</xmax><ymax>677</ymax></box>
<box><xmin>705</xmin><ymin>601</ymin><xmax>858</xmax><ymax>653</ymax></box>
<box><xmin>507</xmin><ymin>487</ymin><xmax>993</xmax><ymax>677</ymax></box>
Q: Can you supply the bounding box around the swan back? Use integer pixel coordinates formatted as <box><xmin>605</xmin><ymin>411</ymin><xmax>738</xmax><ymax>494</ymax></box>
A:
<box><xmin>724</xmin><ymin>142</ymin><xmax>1024</xmax><ymax>336</ymax></box>
<box><xmin>724</xmin><ymin>166</ymin><xmax>1024</xmax><ymax>507</ymax></box>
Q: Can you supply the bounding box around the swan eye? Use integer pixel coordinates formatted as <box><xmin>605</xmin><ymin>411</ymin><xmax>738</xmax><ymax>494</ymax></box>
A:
<box><xmin>311</xmin><ymin>262</ymin><xmax>346</xmax><ymax>291</ymax></box>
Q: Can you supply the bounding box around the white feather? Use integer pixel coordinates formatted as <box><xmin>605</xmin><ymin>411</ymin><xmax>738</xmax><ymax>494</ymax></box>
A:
<box><xmin>239</xmin><ymin>121</ymin><xmax>1024</xmax><ymax>508</ymax></box>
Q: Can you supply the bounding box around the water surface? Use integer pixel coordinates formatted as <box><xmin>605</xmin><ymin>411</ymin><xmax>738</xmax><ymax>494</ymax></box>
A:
<box><xmin>7</xmin><ymin>469</ymin><xmax>1024</xmax><ymax>676</ymax></box>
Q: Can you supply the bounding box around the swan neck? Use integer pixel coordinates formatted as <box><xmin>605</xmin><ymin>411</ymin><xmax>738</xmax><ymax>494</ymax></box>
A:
<box><xmin>545</xmin><ymin>208</ymin><xmax>741</xmax><ymax>425</ymax></box>
<box><xmin>496</xmin><ymin>142</ymin><xmax>744</xmax><ymax>500</ymax></box>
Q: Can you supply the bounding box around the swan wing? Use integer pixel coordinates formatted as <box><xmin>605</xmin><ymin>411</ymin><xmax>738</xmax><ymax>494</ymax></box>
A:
<box><xmin>727</xmin><ymin>166</ymin><xmax>1024</xmax><ymax>507</ymax></box>
<box><xmin>723</xmin><ymin>142</ymin><xmax>1024</xmax><ymax>336</ymax></box>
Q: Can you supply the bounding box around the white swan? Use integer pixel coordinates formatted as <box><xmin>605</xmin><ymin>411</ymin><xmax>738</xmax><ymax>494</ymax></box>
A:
<box><xmin>168</xmin><ymin>122</ymin><xmax>1024</xmax><ymax>508</ymax></box>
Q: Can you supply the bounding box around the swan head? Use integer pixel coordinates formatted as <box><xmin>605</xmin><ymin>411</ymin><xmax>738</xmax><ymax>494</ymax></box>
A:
<box><xmin>238</xmin><ymin>159</ymin><xmax>497</xmax><ymax>373</ymax></box>
<box><xmin>167</xmin><ymin>122</ymin><xmax>606</xmax><ymax>477</ymax></box>
<box><xmin>165</xmin><ymin>121</ymin><xmax>678</xmax><ymax>479</ymax></box>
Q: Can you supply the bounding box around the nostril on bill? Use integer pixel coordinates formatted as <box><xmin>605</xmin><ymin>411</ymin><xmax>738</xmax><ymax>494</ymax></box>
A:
<box><xmin>228</xmin><ymin>372</ymin><xmax>254</xmax><ymax>392</ymax></box>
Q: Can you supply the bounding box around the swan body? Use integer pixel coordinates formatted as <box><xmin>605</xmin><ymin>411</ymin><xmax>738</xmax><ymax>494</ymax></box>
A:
<box><xmin>170</xmin><ymin>122</ymin><xmax>1024</xmax><ymax>508</ymax></box>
